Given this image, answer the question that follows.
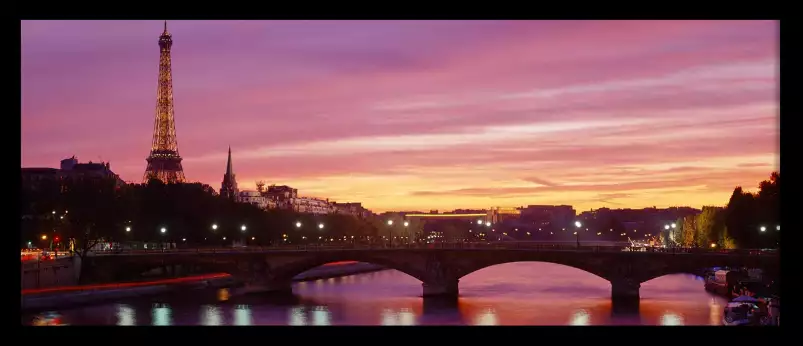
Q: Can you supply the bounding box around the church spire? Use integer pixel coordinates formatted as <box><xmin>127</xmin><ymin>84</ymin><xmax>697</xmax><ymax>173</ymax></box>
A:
<box><xmin>226</xmin><ymin>146</ymin><xmax>233</xmax><ymax>178</ymax></box>
<box><xmin>220</xmin><ymin>146</ymin><xmax>238</xmax><ymax>200</ymax></box>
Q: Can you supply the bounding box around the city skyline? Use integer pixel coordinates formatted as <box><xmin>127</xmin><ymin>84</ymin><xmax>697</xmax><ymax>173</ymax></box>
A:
<box><xmin>21</xmin><ymin>20</ymin><xmax>778</xmax><ymax>212</ymax></box>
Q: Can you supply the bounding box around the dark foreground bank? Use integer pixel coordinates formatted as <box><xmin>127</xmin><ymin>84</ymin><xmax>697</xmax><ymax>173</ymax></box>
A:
<box><xmin>22</xmin><ymin>262</ymin><xmax>385</xmax><ymax>311</ymax></box>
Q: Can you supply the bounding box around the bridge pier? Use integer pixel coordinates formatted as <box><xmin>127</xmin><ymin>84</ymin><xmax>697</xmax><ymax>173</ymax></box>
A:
<box><xmin>422</xmin><ymin>280</ymin><xmax>459</xmax><ymax>298</ymax></box>
<box><xmin>610</xmin><ymin>279</ymin><xmax>641</xmax><ymax>307</ymax></box>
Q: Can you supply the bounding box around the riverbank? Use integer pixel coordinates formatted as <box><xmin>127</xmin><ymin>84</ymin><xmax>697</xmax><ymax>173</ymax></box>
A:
<box><xmin>21</xmin><ymin>261</ymin><xmax>385</xmax><ymax>311</ymax></box>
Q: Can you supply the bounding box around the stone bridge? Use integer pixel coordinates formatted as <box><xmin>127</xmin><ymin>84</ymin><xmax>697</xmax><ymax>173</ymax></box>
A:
<box><xmin>81</xmin><ymin>248</ymin><xmax>778</xmax><ymax>304</ymax></box>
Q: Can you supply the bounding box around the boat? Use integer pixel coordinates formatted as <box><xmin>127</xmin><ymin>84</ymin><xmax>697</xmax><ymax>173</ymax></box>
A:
<box><xmin>705</xmin><ymin>270</ymin><xmax>735</xmax><ymax>296</ymax></box>
<box><xmin>723</xmin><ymin>296</ymin><xmax>763</xmax><ymax>326</ymax></box>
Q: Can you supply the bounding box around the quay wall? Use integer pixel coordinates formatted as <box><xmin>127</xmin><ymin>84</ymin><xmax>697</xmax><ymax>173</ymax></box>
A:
<box><xmin>22</xmin><ymin>261</ymin><xmax>386</xmax><ymax>311</ymax></box>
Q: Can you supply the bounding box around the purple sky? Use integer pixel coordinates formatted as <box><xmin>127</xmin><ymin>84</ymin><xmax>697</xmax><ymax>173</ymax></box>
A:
<box><xmin>21</xmin><ymin>20</ymin><xmax>778</xmax><ymax>212</ymax></box>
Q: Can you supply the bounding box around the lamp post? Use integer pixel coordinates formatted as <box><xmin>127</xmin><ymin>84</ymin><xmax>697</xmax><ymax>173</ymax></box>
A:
<box><xmin>387</xmin><ymin>220</ymin><xmax>394</xmax><ymax>247</ymax></box>
<box><xmin>403</xmin><ymin>221</ymin><xmax>409</xmax><ymax>245</ymax></box>
<box><xmin>241</xmin><ymin>225</ymin><xmax>247</xmax><ymax>247</ymax></box>
<box><xmin>574</xmin><ymin>221</ymin><xmax>582</xmax><ymax>248</ymax></box>
<box><xmin>160</xmin><ymin>227</ymin><xmax>167</xmax><ymax>250</ymax></box>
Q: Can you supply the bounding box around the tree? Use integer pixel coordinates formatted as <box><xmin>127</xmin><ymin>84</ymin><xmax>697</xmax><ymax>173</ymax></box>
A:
<box><xmin>680</xmin><ymin>215</ymin><xmax>697</xmax><ymax>247</ymax></box>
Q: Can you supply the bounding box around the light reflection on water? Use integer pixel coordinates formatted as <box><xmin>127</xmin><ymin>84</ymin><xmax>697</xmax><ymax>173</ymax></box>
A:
<box><xmin>152</xmin><ymin>303</ymin><xmax>171</xmax><ymax>326</ymax></box>
<box><xmin>202</xmin><ymin>305</ymin><xmax>222</xmax><ymax>326</ymax></box>
<box><xmin>116</xmin><ymin>304</ymin><xmax>135</xmax><ymax>326</ymax></box>
<box><xmin>23</xmin><ymin>262</ymin><xmax>729</xmax><ymax>325</ymax></box>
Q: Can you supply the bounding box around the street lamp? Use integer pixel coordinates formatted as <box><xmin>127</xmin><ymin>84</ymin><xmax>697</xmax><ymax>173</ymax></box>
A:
<box><xmin>387</xmin><ymin>220</ymin><xmax>394</xmax><ymax>226</ymax></box>
<box><xmin>126</xmin><ymin>226</ymin><xmax>131</xmax><ymax>232</ymax></box>
<box><xmin>160</xmin><ymin>227</ymin><xmax>166</xmax><ymax>234</ymax></box>
<box><xmin>776</xmin><ymin>225</ymin><xmax>780</xmax><ymax>231</ymax></box>
<box><xmin>41</xmin><ymin>235</ymin><xmax>47</xmax><ymax>240</ymax></box>
<box><xmin>485</xmin><ymin>221</ymin><xmax>491</xmax><ymax>227</ymax></box>
<box><xmin>574</xmin><ymin>221</ymin><xmax>581</xmax><ymax>248</ymax></box>
<box><xmin>318</xmin><ymin>223</ymin><xmax>324</xmax><ymax>229</ymax></box>
<box><xmin>296</xmin><ymin>221</ymin><xmax>302</xmax><ymax>228</ymax></box>
<box><xmin>665</xmin><ymin>225</ymin><xmax>670</xmax><ymax>230</ymax></box>
<box><xmin>477</xmin><ymin>220</ymin><xmax>483</xmax><ymax>225</ymax></box>
<box><xmin>760</xmin><ymin>226</ymin><xmax>766</xmax><ymax>232</ymax></box>
<box><xmin>404</xmin><ymin>221</ymin><xmax>409</xmax><ymax>227</ymax></box>
<box><xmin>241</xmin><ymin>225</ymin><xmax>247</xmax><ymax>232</ymax></box>
<box><xmin>212</xmin><ymin>224</ymin><xmax>218</xmax><ymax>231</ymax></box>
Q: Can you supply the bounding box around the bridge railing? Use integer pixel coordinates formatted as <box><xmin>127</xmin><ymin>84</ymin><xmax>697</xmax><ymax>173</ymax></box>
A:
<box><xmin>87</xmin><ymin>243</ymin><xmax>776</xmax><ymax>256</ymax></box>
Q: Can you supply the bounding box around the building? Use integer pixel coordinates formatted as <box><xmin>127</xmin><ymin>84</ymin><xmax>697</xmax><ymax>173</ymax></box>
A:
<box><xmin>487</xmin><ymin>206</ymin><xmax>521</xmax><ymax>224</ymax></box>
<box><xmin>219</xmin><ymin>147</ymin><xmax>238</xmax><ymax>199</ymax></box>
<box><xmin>22</xmin><ymin>156</ymin><xmax>126</xmax><ymax>190</ymax></box>
<box><xmin>237</xmin><ymin>190</ymin><xmax>276</xmax><ymax>210</ymax></box>
<box><xmin>290</xmin><ymin>197</ymin><xmax>333</xmax><ymax>215</ymax></box>
<box><xmin>332</xmin><ymin>202</ymin><xmax>373</xmax><ymax>219</ymax></box>
<box><xmin>519</xmin><ymin>205</ymin><xmax>577</xmax><ymax>229</ymax></box>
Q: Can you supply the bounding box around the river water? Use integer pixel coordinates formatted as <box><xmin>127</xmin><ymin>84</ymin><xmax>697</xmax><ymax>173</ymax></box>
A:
<box><xmin>22</xmin><ymin>262</ymin><xmax>727</xmax><ymax>325</ymax></box>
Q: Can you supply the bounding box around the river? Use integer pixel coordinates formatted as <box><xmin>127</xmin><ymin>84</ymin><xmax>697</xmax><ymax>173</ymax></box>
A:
<box><xmin>21</xmin><ymin>262</ymin><xmax>727</xmax><ymax>325</ymax></box>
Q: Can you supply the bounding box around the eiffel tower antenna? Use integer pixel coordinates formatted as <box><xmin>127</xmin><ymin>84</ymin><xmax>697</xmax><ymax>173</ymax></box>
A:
<box><xmin>143</xmin><ymin>22</ymin><xmax>185</xmax><ymax>183</ymax></box>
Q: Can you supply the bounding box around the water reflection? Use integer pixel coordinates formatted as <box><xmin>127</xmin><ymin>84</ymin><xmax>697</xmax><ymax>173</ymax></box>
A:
<box><xmin>473</xmin><ymin>308</ymin><xmax>498</xmax><ymax>325</ymax></box>
<box><xmin>312</xmin><ymin>306</ymin><xmax>331</xmax><ymax>325</ymax></box>
<box><xmin>201</xmin><ymin>305</ymin><xmax>222</xmax><ymax>326</ymax></box>
<box><xmin>569</xmin><ymin>309</ymin><xmax>590</xmax><ymax>325</ymax></box>
<box><xmin>234</xmin><ymin>305</ymin><xmax>252</xmax><ymax>326</ymax></box>
<box><xmin>660</xmin><ymin>312</ymin><xmax>684</xmax><ymax>326</ymax></box>
<box><xmin>381</xmin><ymin>308</ymin><xmax>417</xmax><ymax>325</ymax></box>
<box><xmin>22</xmin><ymin>263</ymin><xmax>731</xmax><ymax>326</ymax></box>
<box><xmin>116</xmin><ymin>304</ymin><xmax>135</xmax><ymax>326</ymax></box>
<box><xmin>289</xmin><ymin>306</ymin><xmax>308</xmax><ymax>325</ymax></box>
<box><xmin>709</xmin><ymin>299</ymin><xmax>722</xmax><ymax>326</ymax></box>
<box><xmin>152</xmin><ymin>303</ymin><xmax>172</xmax><ymax>326</ymax></box>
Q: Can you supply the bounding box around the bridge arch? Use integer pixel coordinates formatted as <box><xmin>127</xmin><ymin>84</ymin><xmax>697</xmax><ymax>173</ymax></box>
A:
<box><xmin>456</xmin><ymin>260</ymin><xmax>611</xmax><ymax>283</ymax></box>
<box><xmin>269</xmin><ymin>254</ymin><xmax>427</xmax><ymax>283</ymax></box>
<box><xmin>450</xmin><ymin>252</ymin><xmax>619</xmax><ymax>283</ymax></box>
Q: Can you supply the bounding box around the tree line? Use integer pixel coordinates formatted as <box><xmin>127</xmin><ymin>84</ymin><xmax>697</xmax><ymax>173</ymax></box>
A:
<box><xmin>20</xmin><ymin>177</ymin><xmax>387</xmax><ymax>254</ymax></box>
<box><xmin>661</xmin><ymin>172</ymin><xmax>779</xmax><ymax>249</ymax></box>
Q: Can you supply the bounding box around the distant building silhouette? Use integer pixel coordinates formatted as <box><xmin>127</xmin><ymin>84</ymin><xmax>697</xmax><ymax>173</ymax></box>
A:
<box><xmin>22</xmin><ymin>155</ymin><xmax>125</xmax><ymax>189</ymax></box>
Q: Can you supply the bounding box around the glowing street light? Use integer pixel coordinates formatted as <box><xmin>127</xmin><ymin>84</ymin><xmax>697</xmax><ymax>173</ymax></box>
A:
<box><xmin>296</xmin><ymin>221</ymin><xmax>302</xmax><ymax>228</ymax></box>
<box><xmin>52</xmin><ymin>211</ymin><xmax>56</xmax><ymax>215</ymax></box>
<box><xmin>212</xmin><ymin>224</ymin><xmax>218</xmax><ymax>230</ymax></box>
<box><xmin>251</xmin><ymin>237</ymin><xmax>255</xmax><ymax>240</ymax></box>
<box><xmin>477</xmin><ymin>220</ymin><xmax>483</xmax><ymax>225</ymax></box>
<box><xmin>485</xmin><ymin>221</ymin><xmax>491</xmax><ymax>227</ymax></box>
<box><xmin>671</xmin><ymin>223</ymin><xmax>677</xmax><ymax>228</ymax></box>
<box><xmin>160</xmin><ymin>227</ymin><xmax>166</xmax><ymax>234</ymax></box>
<box><xmin>126</xmin><ymin>226</ymin><xmax>131</xmax><ymax>232</ymax></box>
<box><xmin>760</xmin><ymin>226</ymin><xmax>766</xmax><ymax>232</ymax></box>
<box><xmin>182</xmin><ymin>238</ymin><xmax>186</xmax><ymax>242</ymax></box>
<box><xmin>318</xmin><ymin>223</ymin><xmax>324</xmax><ymax>229</ymax></box>
<box><xmin>241</xmin><ymin>225</ymin><xmax>247</xmax><ymax>232</ymax></box>
<box><xmin>223</xmin><ymin>236</ymin><xmax>226</xmax><ymax>240</ymax></box>
<box><xmin>710</xmin><ymin>243</ymin><xmax>717</xmax><ymax>248</ymax></box>
<box><xmin>403</xmin><ymin>221</ymin><xmax>409</xmax><ymax>227</ymax></box>
<box><xmin>387</xmin><ymin>220</ymin><xmax>394</xmax><ymax>226</ymax></box>
<box><xmin>41</xmin><ymin>235</ymin><xmax>47</xmax><ymax>240</ymax></box>
<box><xmin>776</xmin><ymin>225</ymin><xmax>780</xmax><ymax>231</ymax></box>
<box><xmin>664</xmin><ymin>225</ymin><xmax>670</xmax><ymax>230</ymax></box>
<box><xmin>574</xmin><ymin>221</ymin><xmax>582</xmax><ymax>228</ymax></box>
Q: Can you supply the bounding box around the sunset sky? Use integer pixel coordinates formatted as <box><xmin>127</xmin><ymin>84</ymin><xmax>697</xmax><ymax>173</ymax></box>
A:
<box><xmin>21</xmin><ymin>20</ymin><xmax>778</xmax><ymax>213</ymax></box>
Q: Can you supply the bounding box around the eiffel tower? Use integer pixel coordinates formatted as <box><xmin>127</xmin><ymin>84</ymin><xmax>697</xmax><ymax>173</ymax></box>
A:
<box><xmin>144</xmin><ymin>21</ymin><xmax>186</xmax><ymax>184</ymax></box>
